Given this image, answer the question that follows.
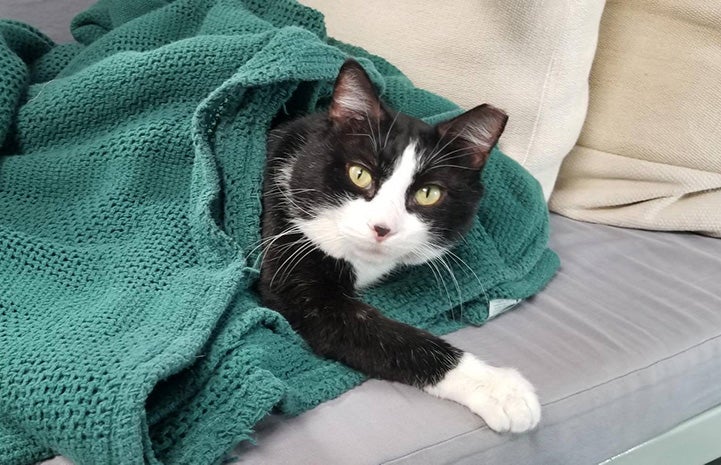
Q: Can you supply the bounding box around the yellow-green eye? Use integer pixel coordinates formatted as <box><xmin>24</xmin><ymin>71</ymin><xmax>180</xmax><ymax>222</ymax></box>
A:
<box><xmin>348</xmin><ymin>164</ymin><xmax>373</xmax><ymax>189</ymax></box>
<box><xmin>415</xmin><ymin>185</ymin><xmax>442</xmax><ymax>206</ymax></box>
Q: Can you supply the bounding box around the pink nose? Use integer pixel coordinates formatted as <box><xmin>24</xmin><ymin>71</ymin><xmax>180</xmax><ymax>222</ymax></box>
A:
<box><xmin>371</xmin><ymin>224</ymin><xmax>392</xmax><ymax>241</ymax></box>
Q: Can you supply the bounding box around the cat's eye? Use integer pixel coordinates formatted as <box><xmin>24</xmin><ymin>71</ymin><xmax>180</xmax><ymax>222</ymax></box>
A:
<box><xmin>348</xmin><ymin>164</ymin><xmax>373</xmax><ymax>189</ymax></box>
<box><xmin>415</xmin><ymin>185</ymin><xmax>442</xmax><ymax>206</ymax></box>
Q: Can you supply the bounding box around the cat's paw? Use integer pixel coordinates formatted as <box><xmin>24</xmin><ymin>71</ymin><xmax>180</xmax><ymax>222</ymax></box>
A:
<box><xmin>463</xmin><ymin>364</ymin><xmax>540</xmax><ymax>433</ymax></box>
<box><xmin>423</xmin><ymin>353</ymin><xmax>540</xmax><ymax>433</ymax></box>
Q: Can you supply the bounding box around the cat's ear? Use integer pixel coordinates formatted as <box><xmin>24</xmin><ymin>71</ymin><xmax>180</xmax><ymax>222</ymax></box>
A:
<box><xmin>435</xmin><ymin>104</ymin><xmax>508</xmax><ymax>170</ymax></box>
<box><xmin>329</xmin><ymin>59</ymin><xmax>383</xmax><ymax>125</ymax></box>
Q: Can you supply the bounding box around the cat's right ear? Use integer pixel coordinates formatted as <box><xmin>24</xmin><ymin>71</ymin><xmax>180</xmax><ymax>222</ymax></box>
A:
<box><xmin>329</xmin><ymin>59</ymin><xmax>383</xmax><ymax>125</ymax></box>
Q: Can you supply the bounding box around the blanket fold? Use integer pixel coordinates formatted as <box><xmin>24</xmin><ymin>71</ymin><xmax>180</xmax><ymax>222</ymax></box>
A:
<box><xmin>0</xmin><ymin>1</ymin><xmax>559</xmax><ymax>464</ymax></box>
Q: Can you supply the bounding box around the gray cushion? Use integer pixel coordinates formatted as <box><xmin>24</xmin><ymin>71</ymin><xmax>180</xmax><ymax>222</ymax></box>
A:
<box><xmin>1</xmin><ymin>0</ymin><xmax>95</xmax><ymax>43</ymax></box>
<box><xmin>229</xmin><ymin>215</ymin><xmax>721</xmax><ymax>464</ymax></box>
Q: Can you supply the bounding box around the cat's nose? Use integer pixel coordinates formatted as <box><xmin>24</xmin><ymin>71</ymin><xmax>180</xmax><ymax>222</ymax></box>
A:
<box><xmin>371</xmin><ymin>224</ymin><xmax>393</xmax><ymax>241</ymax></box>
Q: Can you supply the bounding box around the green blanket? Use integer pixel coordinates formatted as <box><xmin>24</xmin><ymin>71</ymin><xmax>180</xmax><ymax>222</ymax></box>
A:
<box><xmin>0</xmin><ymin>1</ymin><xmax>559</xmax><ymax>464</ymax></box>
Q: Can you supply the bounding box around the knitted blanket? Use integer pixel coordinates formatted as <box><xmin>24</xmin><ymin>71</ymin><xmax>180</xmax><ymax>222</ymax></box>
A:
<box><xmin>0</xmin><ymin>1</ymin><xmax>559</xmax><ymax>464</ymax></box>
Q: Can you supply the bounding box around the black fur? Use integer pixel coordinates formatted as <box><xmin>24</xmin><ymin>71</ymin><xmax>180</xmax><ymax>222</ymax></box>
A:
<box><xmin>258</xmin><ymin>59</ymin><xmax>507</xmax><ymax>388</ymax></box>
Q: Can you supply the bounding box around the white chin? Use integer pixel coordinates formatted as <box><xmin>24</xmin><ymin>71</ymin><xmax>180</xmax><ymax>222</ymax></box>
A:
<box><xmin>349</xmin><ymin>243</ymin><xmax>392</xmax><ymax>264</ymax></box>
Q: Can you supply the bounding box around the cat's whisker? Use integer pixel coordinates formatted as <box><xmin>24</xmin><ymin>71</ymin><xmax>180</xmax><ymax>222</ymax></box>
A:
<box><xmin>425</xmin><ymin>127</ymin><xmax>465</xmax><ymax>167</ymax></box>
<box><xmin>266</xmin><ymin>129</ymin><xmax>287</xmax><ymax>141</ymax></box>
<box><xmin>276</xmin><ymin>241</ymin><xmax>318</xmax><ymax>286</ymax></box>
<box><xmin>269</xmin><ymin>239</ymin><xmax>315</xmax><ymax>289</ymax></box>
<box><xmin>245</xmin><ymin>224</ymin><xmax>302</xmax><ymax>259</ymax></box>
<box><xmin>272</xmin><ymin>234</ymin><xmax>343</xmax><ymax>287</ymax></box>
<box><xmin>262</xmin><ymin>231</ymin><xmax>323</xmax><ymax>267</ymax></box>
<box><xmin>411</xmin><ymin>246</ymin><xmax>454</xmax><ymax>312</ymax></box>
<box><xmin>264</xmin><ymin>187</ymin><xmax>313</xmax><ymax>200</ymax></box>
<box><xmin>427</xmin><ymin>149</ymin><xmax>478</xmax><ymax>165</ymax></box>
<box><xmin>424</xmin><ymin>142</ymin><xmax>495</xmax><ymax>170</ymax></box>
<box><xmin>426</xmin><ymin>257</ymin><xmax>454</xmax><ymax>312</ymax></box>
<box><xmin>363</xmin><ymin>109</ymin><xmax>379</xmax><ymax>149</ymax></box>
<box><xmin>267</xmin><ymin>185</ymin><xmax>335</xmax><ymax>210</ymax></box>
<box><xmin>280</xmin><ymin>187</ymin><xmax>324</xmax><ymax>194</ymax></box>
<box><xmin>265</xmin><ymin>237</ymin><xmax>313</xmax><ymax>261</ymax></box>
<box><xmin>425</xmin><ymin>164</ymin><xmax>478</xmax><ymax>172</ymax></box>
<box><xmin>246</xmin><ymin>226</ymin><xmax>304</xmax><ymax>268</ymax></box>
<box><xmin>271</xmin><ymin>180</ymin><xmax>317</xmax><ymax>217</ymax></box>
<box><xmin>440</xmin><ymin>147</ymin><xmax>477</xmax><ymax>158</ymax></box>
<box><xmin>444</xmin><ymin>249</ymin><xmax>490</xmax><ymax>305</ymax></box>
<box><xmin>383</xmin><ymin>111</ymin><xmax>400</xmax><ymax>150</ymax></box>
<box><xmin>412</xmin><ymin>242</ymin><xmax>464</xmax><ymax>317</ymax></box>
<box><xmin>376</xmin><ymin>111</ymin><xmax>382</xmax><ymax>152</ymax></box>
<box><xmin>278</xmin><ymin>238</ymin><xmax>332</xmax><ymax>285</ymax></box>
<box><xmin>427</xmin><ymin>129</ymin><xmax>445</xmax><ymax>162</ymax></box>
<box><xmin>427</xmin><ymin>224</ymin><xmax>469</xmax><ymax>245</ymax></box>
<box><xmin>347</xmin><ymin>132</ymin><xmax>375</xmax><ymax>145</ymax></box>
<box><xmin>433</xmin><ymin>254</ymin><xmax>464</xmax><ymax>321</ymax></box>
<box><xmin>278</xmin><ymin>188</ymin><xmax>340</xmax><ymax>207</ymax></box>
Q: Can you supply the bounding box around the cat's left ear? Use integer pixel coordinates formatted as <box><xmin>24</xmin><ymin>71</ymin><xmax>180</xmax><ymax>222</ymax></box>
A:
<box><xmin>329</xmin><ymin>59</ymin><xmax>384</xmax><ymax>125</ymax></box>
<box><xmin>435</xmin><ymin>104</ymin><xmax>508</xmax><ymax>170</ymax></box>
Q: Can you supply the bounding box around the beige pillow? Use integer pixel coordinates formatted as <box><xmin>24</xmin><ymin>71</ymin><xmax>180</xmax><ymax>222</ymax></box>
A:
<box><xmin>299</xmin><ymin>0</ymin><xmax>606</xmax><ymax>199</ymax></box>
<box><xmin>550</xmin><ymin>0</ymin><xmax>721</xmax><ymax>237</ymax></box>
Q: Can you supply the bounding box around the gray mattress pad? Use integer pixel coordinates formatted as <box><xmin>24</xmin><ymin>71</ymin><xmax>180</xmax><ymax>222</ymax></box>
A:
<box><xmin>227</xmin><ymin>214</ymin><xmax>721</xmax><ymax>465</ymax></box>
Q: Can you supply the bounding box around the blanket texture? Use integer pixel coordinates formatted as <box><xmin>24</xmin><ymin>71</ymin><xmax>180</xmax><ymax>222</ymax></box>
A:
<box><xmin>0</xmin><ymin>1</ymin><xmax>559</xmax><ymax>464</ymax></box>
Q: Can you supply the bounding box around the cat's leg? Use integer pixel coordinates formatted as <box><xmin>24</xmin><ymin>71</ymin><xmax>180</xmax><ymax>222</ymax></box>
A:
<box><xmin>268</xmin><ymin>286</ymin><xmax>540</xmax><ymax>433</ymax></box>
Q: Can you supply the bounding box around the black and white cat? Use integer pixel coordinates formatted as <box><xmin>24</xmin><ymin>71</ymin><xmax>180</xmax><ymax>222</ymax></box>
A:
<box><xmin>258</xmin><ymin>59</ymin><xmax>540</xmax><ymax>433</ymax></box>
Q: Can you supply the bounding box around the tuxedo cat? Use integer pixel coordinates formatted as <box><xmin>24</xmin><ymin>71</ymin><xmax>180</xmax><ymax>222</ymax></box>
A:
<box><xmin>258</xmin><ymin>59</ymin><xmax>540</xmax><ymax>433</ymax></box>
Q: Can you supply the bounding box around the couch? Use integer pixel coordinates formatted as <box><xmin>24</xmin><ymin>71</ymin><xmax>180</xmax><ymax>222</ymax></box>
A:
<box><xmin>3</xmin><ymin>0</ymin><xmax>720</xmax><ymax>464</ymax></box>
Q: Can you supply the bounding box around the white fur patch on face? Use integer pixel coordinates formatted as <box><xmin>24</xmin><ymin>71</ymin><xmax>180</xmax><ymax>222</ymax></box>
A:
<box><xmin>295</xmin><ymin>140</ymin><xmax>447</xmax><ymax>288</ymax></box>
<box><xmin>423</xmin><ymin>352</ymin><xmax>541</xmax><ymax>433</ymax></box>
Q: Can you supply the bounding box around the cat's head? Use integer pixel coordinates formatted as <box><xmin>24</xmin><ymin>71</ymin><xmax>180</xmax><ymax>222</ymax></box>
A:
<box><xmin>273</xmin><ymin>59</ymin><xmax>507</xmax><ymax>283</ymax></box>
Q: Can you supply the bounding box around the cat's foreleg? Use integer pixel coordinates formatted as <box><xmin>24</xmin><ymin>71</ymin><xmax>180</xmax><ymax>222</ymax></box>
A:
<box><xmin>276</xmin><ymin>290</ymin><xmax>540</xmax><ymax>433</ymax></box>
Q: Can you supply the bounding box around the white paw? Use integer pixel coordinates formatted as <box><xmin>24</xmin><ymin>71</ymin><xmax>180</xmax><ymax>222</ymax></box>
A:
<box><xmin>424</xmin><ymin>353</ymin><xmax>540</xmax><ymax>433</ymax></box>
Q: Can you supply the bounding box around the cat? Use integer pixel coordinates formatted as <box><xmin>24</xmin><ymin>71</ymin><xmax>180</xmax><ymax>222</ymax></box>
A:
<box><xmin>258</xmin><ymin>59</ymin><xmax>540</xmax><ymax>433</ymax></box>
